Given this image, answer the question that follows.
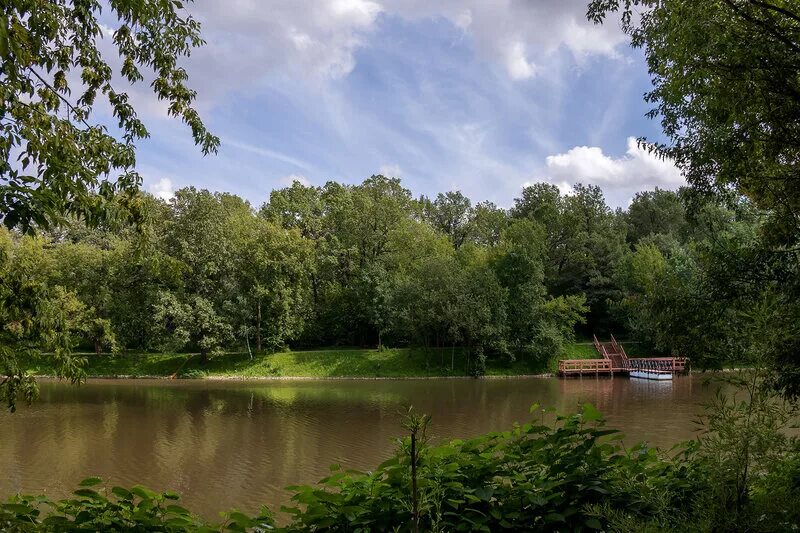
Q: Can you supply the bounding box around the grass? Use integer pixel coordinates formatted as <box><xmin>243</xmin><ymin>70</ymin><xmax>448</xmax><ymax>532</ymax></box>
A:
<box><xmin>27</xmin><ymin>341</ymin><xmax>614</xmax><ymax>379</ymax></box>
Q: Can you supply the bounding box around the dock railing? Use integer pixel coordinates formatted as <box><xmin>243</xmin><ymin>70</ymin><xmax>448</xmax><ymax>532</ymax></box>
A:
<box><xmin>610</xmin><ymin>333</ymin><xmax>628</xmax><ymax>359</ymax></box>
<box><xmin>558</xmin><ymin>359</ymin><xmax>612</xmax><ymax>374</ymax></box>
<box><xmin>628</xmin><ymin>357</ymin><xmax>688</xmax><ymax>372</ymax></box>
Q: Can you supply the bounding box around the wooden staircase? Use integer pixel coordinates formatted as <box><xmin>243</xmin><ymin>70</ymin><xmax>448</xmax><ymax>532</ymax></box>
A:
<box><xmin>593</xmin><ymin>334</ymin><xmax>628</xmax><ymax>371</ymax></box>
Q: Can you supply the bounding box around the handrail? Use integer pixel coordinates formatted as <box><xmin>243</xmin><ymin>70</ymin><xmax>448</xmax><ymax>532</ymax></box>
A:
<box><xmin>628</xmin><ymin>357</ymin><xmax>688</xmax><ymax>372</ymax></box>
<box><xmin>558</xmin><ymin>359</ymin><xmax>612</xmax><ymax>373</ymax></box>
<box><xmin>559</xmin><ymin>354</ymin><xmax>689</xmax><ymax>375</ymax></box>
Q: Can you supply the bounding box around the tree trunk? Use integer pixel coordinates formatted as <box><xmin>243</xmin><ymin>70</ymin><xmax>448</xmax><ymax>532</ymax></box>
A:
<box><xmin>437</xmin><ymin>331</ymin><xmax>443</xmax><ymax>368</ymax></box>
<box><xmin>451</xmin><ymin>343</ymin><xmax>455</xmax><ymax>371</ymax></box>
<box><xmin>256</xmin><ymin>299</ymin><xmax>262</xmax><ymax>353</ymax></box>
<box><xmin>199</xmin><ymin>349</ymin><xmax>209</xmax><ymax>366</ymax></box>
<box><xmin>94</xmin><ymin>339</ymin><xmax>101</xmax><ymax>355</ymax></box>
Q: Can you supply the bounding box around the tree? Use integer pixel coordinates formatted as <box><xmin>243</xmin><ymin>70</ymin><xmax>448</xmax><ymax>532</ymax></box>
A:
<box><xmin>589</xmin><ymin>0</ymin><xmax>800</xmax><ymax>248</ymax></box>
<box><xmin>1</xmin><ymin>0</ymin><xmax>218</xmax><ymax>233</ymax></box>
<box><xmin>152</xmin><ymin>292</ymin><xmax>232</xmax><ymax>364</ymax></box>
<box><xmin>231</xmin><ymin>214</ymin><xmax>312</xmax><ymax>353</ymax></box>
<box><xmin>0</xmin><ymin>229</ymin><xmax>85</xmax><ymax>410</ymax></box>
<box><xmin>1</xmin><ymin>0</ymin><xmax>216</xmax><ymax>410</ymax></box>
<box><xmin>513</xmin><ymin>183</ymin><xmax>627</xmax><ymax>332</ymax></box>
<box><xmin>106</xmin><ymin>220</ymin><xmax>184</xmax><ymax>350</ymax></box>
<box><xmin>341</xmin><ymin>175</ymin><xmax>413</xmax><ymax>266</ymax></box>
<box><xmin>589</xmin><ymin>0</ymin><xmax>800</xmax><ymax>392</ymax></box>
<box><xmin>625</xmin><ymin>188</ymin><xmax>687</xmax><ymax>244</ymax></box>
<box><xmin>87</xmin><ymin>317</ymin><xmax>118</xmax><ymax>355</ymax></box>
<box><xmin>471</xmin><ymin>201</ymin><xmax>508</xmax><ymax>247</ymax></box>
<box><xmin>492</xmin><ymin>219</ymin><xmax>587</xmax><ymax>361</ymax></box>
<box><xmin>422</xmin><ymin>191</ymin><xmax>474</xmax><ymax>249</ymax></box>
<box><xmin>511</xmin><ymin>182</ymin><xmax>561</xmax><ymax>224</ymax></box>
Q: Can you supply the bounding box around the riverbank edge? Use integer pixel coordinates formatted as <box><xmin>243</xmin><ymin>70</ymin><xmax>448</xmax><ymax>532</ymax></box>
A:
<box><xmin>33</xmin><ymin>368</ymin><xmax>745</xmax><ymax>381</ymax></box>
<box><xmin>33</xmin><ymin>373</ymin><xmax>558</xmax><ymax>380</ymax></box>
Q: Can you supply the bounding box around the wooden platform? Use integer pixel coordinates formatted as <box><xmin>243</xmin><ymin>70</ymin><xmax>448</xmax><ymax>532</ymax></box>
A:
<box><xmin>558</xmin><ymin>335</ymin><xmax>688</xmax><ymax>377</ymax></box>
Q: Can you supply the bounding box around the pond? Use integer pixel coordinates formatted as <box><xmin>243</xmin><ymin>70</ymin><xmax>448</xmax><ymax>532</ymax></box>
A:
<box><xmin>1</xmin><ymin>375</ymin><xmax>719</xmax><ymax>517</ymax></box>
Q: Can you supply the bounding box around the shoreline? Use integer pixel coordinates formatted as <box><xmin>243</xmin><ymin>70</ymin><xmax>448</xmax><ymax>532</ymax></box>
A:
<box><xmin>31</xmin><ymin>368</ymin><xmax>747</xmax><ymax>382</ymax></box>
<box><xmin>34</xmin><ymin>372</ymin><xmax>557</xmax><ymax>381</ymax></box>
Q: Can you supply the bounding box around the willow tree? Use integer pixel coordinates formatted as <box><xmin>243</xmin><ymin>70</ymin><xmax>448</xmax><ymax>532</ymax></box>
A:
<box><xmin>1</xmin><ymin>0</ymin><xmax>215</xmax><ymax>409</ymax></box>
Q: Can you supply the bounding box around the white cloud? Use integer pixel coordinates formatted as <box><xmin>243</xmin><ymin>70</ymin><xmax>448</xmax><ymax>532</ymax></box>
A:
<box><xmin>149</xmin><ymin>178</ymin><xmax>176</xmax><ymax>201</ymax></box>
<box><xmin>117</xmin><ymin>1</ymin><xmax>640</xmax><ymax>209</ymax></box>
<box><xmin>390</xmin><ymin>0</ymin><xmax>627</xmax><ymax>79</ymax></box>
<box><xmin>115</xmin><ymin>0</ymin><xmax>629</xmax><ymax>114</ymax></box>
<box><xmin>81</xmin><ymin>0</ymin><xmax>630</xmax><ymax>131</ymax></box>
<box><xmin>279</xmin><ymin>174</ymin><xmax>311</xmax><ymax>187</ymax></box>
<box><xmin>505</xmin><ymin>42</ymin><xmax>538</xmax><ymax>80</ymax></box>
<box><xmin>183</xmin><ymin>0</ymin><xmax>382</xmax><ymax>101</ymax></box>
<box><xmin>536</xmin><ymin>137</ymin><xmax>684</xmax><ymax>203</ymax></box>
<box><xmin>379</xmin><ymin>164</ymin><xmax>403</xmax><ymax>177</ymax></box>
<box><xmin>225</xmin><ymin>139</ymin><xmax>314</xmax><ymax>171</ymax></box>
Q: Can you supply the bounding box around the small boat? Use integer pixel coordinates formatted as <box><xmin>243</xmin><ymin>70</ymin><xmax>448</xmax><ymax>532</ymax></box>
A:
<box><xmin>629</xmin><ymin>369</ymin><xmax>673</xmax><ymax>380</ymax></box>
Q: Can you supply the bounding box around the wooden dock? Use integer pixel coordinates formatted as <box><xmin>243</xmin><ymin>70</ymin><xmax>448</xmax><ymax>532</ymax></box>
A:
<box><xmin>558</xmin><ymin>334</ymin><xmax>687</xmax><ymax>377</ymax></box>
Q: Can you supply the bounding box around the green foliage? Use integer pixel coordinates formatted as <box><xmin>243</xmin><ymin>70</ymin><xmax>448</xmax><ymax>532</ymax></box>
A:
<box><xmin>613</xmin><ymin>196</ymin><xmax>800</xmax><ymax>382</ymax></box>
<box><xmin>153</xmin><ymin>292</ymin><xmax>233</xmax><ymax>362</ymax></box>
<box><xmin>0</xmin><ymin>0</ymin><xmax>218</xmax><ymax>233</ymax></box>
<box><xmin>695</xmin><ymin>374</ymin><xmax>799</xmax><ymax>531</ymax></box>
<box><xmin>588</xmin><ymin>0</ymin><xmax>800</xmax><ymax>394</ymax></box>
<box><xmin>589</xmin><ymin>0</ymin><xmax>800</xmax><ymax>249</ymax></box>
<box><xmin>421</xmin><ymin>191</ymin><xmax>473</xmax><ymax>249</ymax></box>
<box><xmin>275</xmin><ymin>390</ymin><xmax>796</xmax><ymax>532</ymax></box>
<box><xmin>0</xmin><ymin>479</ymin><xmax>274</xmax><ymax>531</ymax></box>
<box><xmin>278</xmin><ymin>404</ymin><xmax>698</xmax><ymax>532</ymax></box>
<box><xmin>512</xmin><ymin>183</ymin><xmax>627</xmax><ymax>332</ymax></box>
<box><xmin>0</xmin><ymin>229</ymin><xmax>86</xmax><ymax>410</ymax></box>
<box><xmin>12</xmin><ymin>171</ymin><xmax>797</xmax><ymax>403</ymax></box>
<box><xmin>625</xmin><ymin>188</ymin><xmax>687</xmax><ymax>244</ymax></box>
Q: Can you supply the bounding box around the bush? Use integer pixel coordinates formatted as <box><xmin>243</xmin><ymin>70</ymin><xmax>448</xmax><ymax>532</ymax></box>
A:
<box><xmin>279</xmin><ymin>404</ymin><xmax>702</xmax><ymax>532</ymax></box>
<box><xmin>0</xmin><ymin>478</ymin><xmax>273</xmax><ymax>531</ymax></box>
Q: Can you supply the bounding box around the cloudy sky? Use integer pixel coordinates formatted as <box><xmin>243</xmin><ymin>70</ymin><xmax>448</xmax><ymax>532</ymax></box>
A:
<box><xmin>125</xmin><ymin>0</ymin><xmax>682</xmax><ymax>208</ymax></box>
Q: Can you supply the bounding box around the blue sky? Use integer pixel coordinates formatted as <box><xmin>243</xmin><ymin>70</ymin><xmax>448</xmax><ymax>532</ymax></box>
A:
<box><xmin>126</xmin><ymin>0</ymin><xmax>682</xmax><ymax>208</ymax></box>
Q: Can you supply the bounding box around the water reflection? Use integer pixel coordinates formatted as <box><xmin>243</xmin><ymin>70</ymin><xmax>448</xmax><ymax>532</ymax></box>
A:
<box><xmin>2</xmin><ymin>375</ymin><xmax>716</xmax><ymax>517</ymax></box>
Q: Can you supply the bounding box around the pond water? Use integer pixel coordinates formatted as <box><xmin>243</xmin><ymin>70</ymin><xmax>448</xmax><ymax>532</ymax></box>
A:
<box><xmin>2</xmin><ymin>375</ymin><xmax>719</xmax><ymax>517</ymax></box>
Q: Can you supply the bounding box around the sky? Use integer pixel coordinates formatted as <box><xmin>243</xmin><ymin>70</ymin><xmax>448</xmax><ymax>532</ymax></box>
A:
<box><xmin>121</xmin><ymin>0</ymin><xmax>683</xmax><ymax>208</ymax></box>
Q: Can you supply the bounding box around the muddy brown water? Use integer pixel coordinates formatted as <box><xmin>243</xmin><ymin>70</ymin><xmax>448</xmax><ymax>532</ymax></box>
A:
<box><xmin>2</xmin><ymin>375</ymin><xmax>719</xmax><ymax>517</ymax></box>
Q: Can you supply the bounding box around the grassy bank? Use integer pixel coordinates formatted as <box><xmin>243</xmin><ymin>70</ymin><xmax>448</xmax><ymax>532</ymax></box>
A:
<box><xmin>26</xmin><ymin>341</ymin><xmax>623</xmax><ymax>379</ymax></box>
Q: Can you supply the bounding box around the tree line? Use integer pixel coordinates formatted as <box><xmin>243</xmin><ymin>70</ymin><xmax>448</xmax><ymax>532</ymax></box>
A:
<box><xmin>4</xmin><ymin>174</ymin><xmax>771</xmax><ymax>375</ymax></box>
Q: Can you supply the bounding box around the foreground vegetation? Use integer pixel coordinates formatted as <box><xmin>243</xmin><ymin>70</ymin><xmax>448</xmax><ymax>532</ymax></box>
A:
<box><xmin>26</xmin><ymin>343</ymin><xmax>610</xmax><ymax>379</ymax></box>
<box><xmin>3</xmin><ymin>383</ymin><xmax>798</xmax><ymax>532</ymax></box>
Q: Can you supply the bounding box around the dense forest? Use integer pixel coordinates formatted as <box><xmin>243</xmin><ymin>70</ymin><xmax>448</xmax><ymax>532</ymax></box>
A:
<box><xmin>2</xmin><ymin>175</ymin><xmax>780</xmax><ymax>375</ymax></box>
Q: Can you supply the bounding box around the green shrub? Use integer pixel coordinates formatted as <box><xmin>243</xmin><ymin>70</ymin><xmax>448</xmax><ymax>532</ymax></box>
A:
<box><xmin>279</xmin><ymin>404</ymin><xmax>702</xmax><ymax>532</ymax></box>
<box><xmin>0</xmin><ymin>478</ymin><xmax>273</xmax><ymax>531</ymax></box>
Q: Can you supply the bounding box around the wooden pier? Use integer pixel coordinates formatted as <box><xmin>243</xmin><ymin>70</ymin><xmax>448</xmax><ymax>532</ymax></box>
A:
<box><xmin>558</xmin><ymin>334</ymin><xmax>687</xmax><ymax>377</ymax></box>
